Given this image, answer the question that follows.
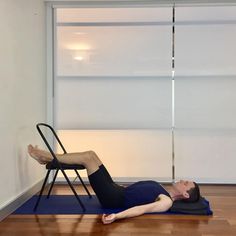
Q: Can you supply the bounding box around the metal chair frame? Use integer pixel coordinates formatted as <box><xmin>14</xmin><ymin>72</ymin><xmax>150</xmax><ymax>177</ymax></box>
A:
<box><xmin>33</xmin><ymin>123</ymin><xmax>92</xmax><ymax>212</ymax></box>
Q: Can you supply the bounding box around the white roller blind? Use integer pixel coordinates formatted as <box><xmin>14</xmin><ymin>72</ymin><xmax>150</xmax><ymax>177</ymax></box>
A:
<box><xmin>56</xmin><ymin>7</ymin><xmax>172</xmax><ymax>23</ymax></box>
<box><xmin>56</xmin><ymin>130</ymin><xmax>173</xmax><ymax>182</ymax></box>
<box><xmin>175</xmin><ymin>129</ymin><xmax>236</xmax><ymax>183</ymax></box>
<box><xmin>56</xmin><ymin>26</ymin><xmax>172</xmax><ymax>77</ymax></box>
<box><xmin>175</xmin><ymin>24</ymin><xmax>236</xmax><ymax>76</ymax></box>
<box><xmin>175</xmin><ymin>6</ymin><xmax>236</xmax><ymax>183</ymax></box>
<box><xmin>175</xmin><ymin>5</ymin><xmax>236</xmax><ymax>128</ymax></box>
<box><xmin>175</xmin><ymin>76</ymin><xmax>236</xmax><ymax>129</ymax></box>
<box><xmin>55</xmin><ymin>7</ymin><xmax>172</xmax><ymax>129</ymax></box>
<box><xmin>56</xmin><ymin>78</ymin><xmax>172</xmax><ymax>129</ymax></box>
<box><xmin>54</xmin><ymin>6</ymin><xmax>173</xmax><ymax>180</ymax></box>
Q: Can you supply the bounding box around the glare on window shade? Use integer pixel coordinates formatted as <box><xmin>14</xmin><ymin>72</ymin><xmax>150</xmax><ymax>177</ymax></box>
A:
<box><xmin>57</xmin><ymin>26</ymin><xmax>172</xmax><ymax>76</ymax></box>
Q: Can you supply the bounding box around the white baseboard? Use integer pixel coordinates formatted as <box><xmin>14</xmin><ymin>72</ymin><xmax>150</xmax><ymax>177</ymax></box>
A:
<box><xmin>0</xmin><ymin>179</ymin><xmax>44</xmax><ymax>222</ymax></box>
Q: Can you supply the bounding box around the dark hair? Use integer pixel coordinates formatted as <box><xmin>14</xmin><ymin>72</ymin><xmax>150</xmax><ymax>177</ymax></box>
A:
<box><xmin>184</xmin><ymin>182</ymin><xmax>200</xmax><ymax>203</ymax></box>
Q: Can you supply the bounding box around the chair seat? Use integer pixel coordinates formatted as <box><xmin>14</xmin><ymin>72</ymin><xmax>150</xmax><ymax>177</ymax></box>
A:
<box><xmin>46</xmin><ymin>161</ymin><xmax>85</xmax><ymax>170</ymax></box>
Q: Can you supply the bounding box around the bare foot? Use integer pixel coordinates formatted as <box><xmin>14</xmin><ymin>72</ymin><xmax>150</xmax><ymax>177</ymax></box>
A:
<box><xmin>28</xmin><ymin>144</ymin><xmax>52</xmax><ymax>164</ymax></box>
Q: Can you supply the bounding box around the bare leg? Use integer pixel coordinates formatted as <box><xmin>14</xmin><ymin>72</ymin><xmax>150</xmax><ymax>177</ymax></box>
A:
<box><xmin>28</xmin><ymin>144</ymin><xmax>102</xmax><ymax>175</ymax></box>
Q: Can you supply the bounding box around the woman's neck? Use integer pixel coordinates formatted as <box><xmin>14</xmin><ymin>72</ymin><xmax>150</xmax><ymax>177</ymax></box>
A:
<box><xmin>168</xmin><ymin>187</ymin><xmax>184</xmax><ymax>202</ymax></box>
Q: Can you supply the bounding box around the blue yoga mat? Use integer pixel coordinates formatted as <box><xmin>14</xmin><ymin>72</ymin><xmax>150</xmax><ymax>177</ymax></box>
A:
<box><xmin>14</xmin><ymin>195</ymin><xmax>121</xmax><ymax>214</ymax></box>
<box><xmin>14</xmin><ymin>195</ymin><xmax>213</xmax><ymax>215</ymax></box>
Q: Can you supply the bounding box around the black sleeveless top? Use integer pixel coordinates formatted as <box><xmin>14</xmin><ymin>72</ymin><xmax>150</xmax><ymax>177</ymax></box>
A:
<box><xmin>124</xmin><ymin>181</ymin><xmax>171</xmax><ymax>208</ymax></box>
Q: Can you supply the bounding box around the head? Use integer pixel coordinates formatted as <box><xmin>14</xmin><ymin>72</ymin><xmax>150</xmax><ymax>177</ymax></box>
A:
<box><xmin>172</xmin><ymin>180</ymin><xmax>200</xmax><ymax>202</ymax></box>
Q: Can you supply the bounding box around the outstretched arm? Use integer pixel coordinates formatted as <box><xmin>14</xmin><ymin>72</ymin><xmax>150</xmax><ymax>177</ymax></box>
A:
<box><xmin>102</xmin><ymin>194</ymin><xmax>173</xmax><ymax>224</ymax></box>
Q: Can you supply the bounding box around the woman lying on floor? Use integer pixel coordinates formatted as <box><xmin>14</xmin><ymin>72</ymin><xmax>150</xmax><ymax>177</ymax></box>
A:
<box><xmin>28</xmin><ymin>144</ymin><xmax>200</xmax><ymax>224</ymax></box>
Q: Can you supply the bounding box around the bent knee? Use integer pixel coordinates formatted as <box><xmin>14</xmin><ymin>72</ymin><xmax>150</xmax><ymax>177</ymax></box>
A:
<box><xmin>85</xmin><ymin>150</ymin><xmax>97</xmax><ymax>162</ymax></box>
<box><xmin>87</xmin><ymin>150</ymin><xmax>97</xmax><ymax>158</ymax></box>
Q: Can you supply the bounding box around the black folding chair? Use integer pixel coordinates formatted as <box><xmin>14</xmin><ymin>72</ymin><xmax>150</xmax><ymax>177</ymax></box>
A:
<box><xmin>33</xmin><ymin>123</ymin><xmax>92</xmax><ymax>212</ymax></box>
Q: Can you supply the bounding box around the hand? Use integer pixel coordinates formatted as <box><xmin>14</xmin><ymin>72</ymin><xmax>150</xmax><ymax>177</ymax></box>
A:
<box><xmin>101</xmin><ymin>213</ymin><xmax>116</xmax><ymax>224</ymax></box>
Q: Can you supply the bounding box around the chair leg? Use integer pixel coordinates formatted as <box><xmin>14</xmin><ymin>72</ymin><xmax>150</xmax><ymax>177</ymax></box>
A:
<box><xmin>47</xmin><ymin>169</ymin><xmax>59</xmax><ymax>199</ymax></box>
<box><xmin>74</xmin><ymin>169</ymin><xmax>92</xmax><ymax>198</ymax></box>
<box><xmin>34</xmin><ymin>169</ymin><xmax>51</xmax><ymax>211</ymax></box>
<box><xmin>60</xmin><ymin>168</ymin><xmax>86</xmax><ymax>212</ymax></box>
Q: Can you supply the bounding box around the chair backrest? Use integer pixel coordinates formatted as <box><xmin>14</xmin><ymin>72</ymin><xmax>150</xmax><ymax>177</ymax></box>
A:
<box><xmin>36</xmin><ymin>123</ymin><xmax>67</xmax><ymax>163</ymax></box>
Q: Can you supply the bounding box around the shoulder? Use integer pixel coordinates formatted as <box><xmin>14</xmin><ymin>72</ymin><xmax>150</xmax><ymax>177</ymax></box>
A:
<box><xmin>155</xmin><ymin>194</ymin><xmax>173</xmax><ymax>210</ymax></box>
<box><xmin>158</xmin><ymin>194</ymin><xmax>173</xmax><ymax>203</ymax></box>
<box><xmin>142</xmin><ymin>194</ymin><xmax>173</xmax><ymax>213</ymax></box>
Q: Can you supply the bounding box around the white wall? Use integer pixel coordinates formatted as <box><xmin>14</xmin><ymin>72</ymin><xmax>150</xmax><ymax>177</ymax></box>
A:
<box><xmin>0</xmin><ymin>0</ymin><xmax>46</xmax><ymax>210</ymax></box>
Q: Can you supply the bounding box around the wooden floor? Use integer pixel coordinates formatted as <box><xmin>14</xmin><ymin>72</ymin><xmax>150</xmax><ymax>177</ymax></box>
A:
<box><xmin>0</xmin><ymin>184</ymin><xmax>236</xmax><ymax>236</ymax></box>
